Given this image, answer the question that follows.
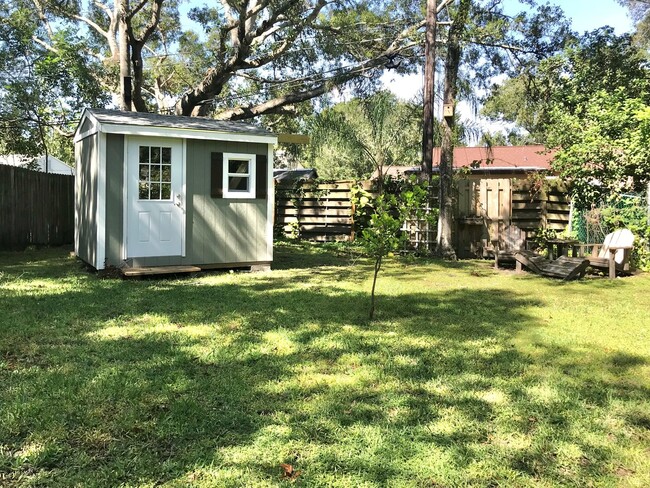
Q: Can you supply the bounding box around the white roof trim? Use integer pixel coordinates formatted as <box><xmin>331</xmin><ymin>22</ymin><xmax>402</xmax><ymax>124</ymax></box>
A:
<box><xmin>74</xmin><ymin>109</ymin><xmax>100</xmax><ymax>143</ymax></box>
<box><xmin>99</xmin><ymin>123</ymin><xmax>278</xmax><ymax>144</ymax></box>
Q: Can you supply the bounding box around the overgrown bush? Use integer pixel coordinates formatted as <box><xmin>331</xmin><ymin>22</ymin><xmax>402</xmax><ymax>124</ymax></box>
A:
<box><xmin>531</xmin><ymin>227</ymin><xmax>558</xmax><ymax>254</ymax></box>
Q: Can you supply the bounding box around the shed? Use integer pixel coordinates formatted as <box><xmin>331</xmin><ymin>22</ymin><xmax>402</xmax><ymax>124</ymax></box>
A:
<box><xmin>74</xmin><ymin>108</ymin><xmax>277</xmax><ymax>271</ymax></box>
<box><xmin>433</xmin><ymin>145</ymin><xmax>569</xmax><ymax>258</ymax></box>
<box><xmin>388</xmin><ymin>146</ymin><xmax>570</xmax><ymax>258</ymax></box>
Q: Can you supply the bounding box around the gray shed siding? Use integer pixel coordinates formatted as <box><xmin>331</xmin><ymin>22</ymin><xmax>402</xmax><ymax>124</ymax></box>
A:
<box><xmin>112</xmin><ymin>137</ymin><xmax>271</xmax><ymax>268</ymax></box>
<box><xmin>79</xmin><ymin>117</ymin><xmax>94</xmax><ymax>135</ymax></box>
<box><xmin>186</xmin><ymin>139</ymin><xmax>269</xmax><ymax>265</ymax></box>
<box><xmin>75</xmin><ymin>134</ymin><xmax>98</xmax><ymax>267</ymax></box>
<box><xmin>105</xmin><ymin>134</ymin><xmax>125</xmax><ymax>265</ymax></box>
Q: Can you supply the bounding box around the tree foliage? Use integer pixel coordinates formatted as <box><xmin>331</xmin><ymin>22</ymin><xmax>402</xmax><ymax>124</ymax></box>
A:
<box><xmin>1</xmin><ymin>0</ymin><xmax>573</xmax><ymax>169</ymax></box>
<box><xmin>0</xmin><ymin>1</ymin><xmax>108</xmax><ymax>162</ymax></box>
<box><xmin>23</xmin><ymin>0</ymin><xmax>427</xmax><ymax>118</ymax></box>
<box><xmin>548</xmin><ymin>90</ymin><xmax>650</xmax><ymax>208</ymax></box>
<box><xmin>484</xmin><ymin>29</ymin><xmax>650</xmax><ymax>208</ymax></box>
<box><xmin>617</xmin><ymin>0</ymin><xmax>650</xmax><ymax>49</ymax></box>
<box><xmin>309</xmin><ymin>91</ymin><xmax>421</xmax><ymax>180</ymax></box>
<box><xmin>482</xmin><ymin>28</ymin><xmax>647</xmax><ymax>141</ymax></box>
<box><xmin>16</xmin><ymin>0</ymin><xmax>573</xmax><ymax>120</ymax></box>
<box><xmin>360</xmin><ymin>179</ymin><xmax>429</xmax><ymax>319</ymax></box>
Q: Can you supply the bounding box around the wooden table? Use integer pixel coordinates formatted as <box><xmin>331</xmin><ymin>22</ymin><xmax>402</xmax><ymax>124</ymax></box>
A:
<box><xmin>546</xmin><ymin>238</ymin><xmax>580</xmax><ymax>260</ymax></box>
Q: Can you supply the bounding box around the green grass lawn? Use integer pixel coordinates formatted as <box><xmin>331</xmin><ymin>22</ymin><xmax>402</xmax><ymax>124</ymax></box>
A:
<box><xmin>1</xmin><ymin>242</ymin><xmax>649</xmax><ymax>487</ymax></box>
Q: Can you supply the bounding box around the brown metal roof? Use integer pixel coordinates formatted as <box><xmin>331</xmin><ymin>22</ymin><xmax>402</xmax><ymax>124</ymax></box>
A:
<box><xmin>370</xmin><ymin>145</ymin><xmax>555</xmax><ymax>179</ymax></box>
<box><xmin>432</xmin><ymin>145</ymin><xmax>553</xmax><ymax>170</ymax></box>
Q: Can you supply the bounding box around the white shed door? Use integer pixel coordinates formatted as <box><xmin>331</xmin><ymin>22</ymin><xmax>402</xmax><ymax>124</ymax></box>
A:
<box><xmin>126</xmin><ymin>137</ymin><xmax>184</xmax><ymax>258</ymax></box>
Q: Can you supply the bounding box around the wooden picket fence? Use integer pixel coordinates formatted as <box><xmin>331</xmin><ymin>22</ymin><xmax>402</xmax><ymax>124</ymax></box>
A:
<box><xmin>0</xmin><ymin>165</ymin><xmax>75</xmax><ymax>250</ymax></box>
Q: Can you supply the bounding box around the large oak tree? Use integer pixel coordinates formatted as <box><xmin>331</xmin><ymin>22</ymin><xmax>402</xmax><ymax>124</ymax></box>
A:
<box><xmin>23</xmin><ymin>0</ymin><xmax>426</xmax><ymax>118</ymax></box>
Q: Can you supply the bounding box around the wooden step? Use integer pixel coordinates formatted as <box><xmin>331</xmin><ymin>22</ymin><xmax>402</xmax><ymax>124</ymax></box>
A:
<box><xmin>122</xmin><ymin>265</ymin><xmax>201</xmax><ymax>277</ymax></box>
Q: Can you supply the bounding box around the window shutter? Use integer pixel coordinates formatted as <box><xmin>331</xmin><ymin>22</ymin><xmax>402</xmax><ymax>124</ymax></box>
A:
<box><xmin>256</xmin><ymin>154</ymin><xmax>268</xmax><ymax>199</ymax></box>
<box><xmin>211</xmin><ymin>152</ymin><xmax>223</xmax><ymax>198</ymax></box>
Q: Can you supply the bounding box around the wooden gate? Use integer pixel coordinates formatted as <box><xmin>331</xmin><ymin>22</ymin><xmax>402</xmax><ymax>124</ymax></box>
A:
<box><xmin>455</xmin><ymin>176</ymin><xmax>570</xmax><ymax>258</ymax></box>
<box><xmin>456</xmin><ymin>177</ymin><xmax>511</xmax><ymax>258</ymax></box>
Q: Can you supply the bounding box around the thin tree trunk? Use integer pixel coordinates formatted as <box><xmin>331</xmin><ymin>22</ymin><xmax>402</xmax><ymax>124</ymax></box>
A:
<box><xmin>422</xmin><ymin>0</ymin><xmax>437</xmax><ymax>253</ymax></box>
<box><xmin>437</xmin><ymin>0</ymin><xmax>470</xmax><ymax>260</ymax></box>
<box><xmin>36</xmin><ymin>110</ymin><xmax>48</xmax><ymax>173</ymax></box>
<box><xmin>369</xmin><ymin>256</ymin><xmax>382</xmax><ymax>320</ymax></box>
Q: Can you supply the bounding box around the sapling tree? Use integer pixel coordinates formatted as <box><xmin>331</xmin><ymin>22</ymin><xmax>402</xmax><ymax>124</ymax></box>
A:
<box><xmin>361</xmin><ymin>180</ymin><xmax>428</xmax><ymax>320</ymax></box>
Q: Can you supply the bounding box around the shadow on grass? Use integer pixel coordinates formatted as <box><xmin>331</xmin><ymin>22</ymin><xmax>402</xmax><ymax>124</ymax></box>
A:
<box><xmin>0</xmin><ymin>247</ymin><xmax>648</xmax><ymax>486</ymax></box>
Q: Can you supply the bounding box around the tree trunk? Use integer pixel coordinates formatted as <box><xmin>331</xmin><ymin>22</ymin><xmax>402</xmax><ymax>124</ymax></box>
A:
<box><xmin>369</xmin><ymin>256</ymin><xmax>382</xmax><ymax>320</ymax></box>
<box><xmin>131</xmin><ymin>43</ymin><xmax>147</xmax><ymax>112</ymax></box>
<box><xmin>646</xmin><ymin>181</ymin><xmax>650</xmax><ymax>226</ymax></box>
<box><xmin>437</xmin><ymin>0</ymin><xmax>470</xmax><ymax>260</ymax></box>
<box><xmin>118</xmin><ymin>0</ymin><xmax>132</xmax><ymax>111</ymax></box>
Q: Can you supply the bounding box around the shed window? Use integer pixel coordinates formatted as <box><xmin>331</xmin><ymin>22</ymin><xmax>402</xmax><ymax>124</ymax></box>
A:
<box><xmin>223</xmin><ymin>153</ymin><xmax>256</xmax><ymax>198</ymax></box>
<box><xmin>211</xmin><ymin>152</ymin><xmax>268</xmax><ymax>199</ymax></box>
<box><xmin>138</xmin><ymin>145</ymin><xmax>172</xmax><ymax>200</ymax></box>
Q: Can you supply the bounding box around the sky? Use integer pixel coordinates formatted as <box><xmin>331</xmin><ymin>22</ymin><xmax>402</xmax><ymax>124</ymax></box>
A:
<box><xmin>539</xmin><ymin>0</ymin><xmax>632</xmax><ymax>35</ymax></box>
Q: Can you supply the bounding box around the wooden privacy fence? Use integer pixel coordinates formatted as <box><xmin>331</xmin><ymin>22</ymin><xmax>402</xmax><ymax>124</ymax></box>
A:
<box><xmin>275</xmin><ymin>180</ymin><xmax>366</xmax><ymax>241</ymax></box>
<box><xmin>511</xmin><ymin>179</ymin><xmax>570</xmax><ymax>234</ymax></box>
<box><xmin>0</xmin><ymin>165</ymin><xmax>75</xmax><ymax>250</ymax></box>
<box><xmin>275</xmin><ymin>176</ymin><xmax>572</xmax><ymax>254</ymax></box>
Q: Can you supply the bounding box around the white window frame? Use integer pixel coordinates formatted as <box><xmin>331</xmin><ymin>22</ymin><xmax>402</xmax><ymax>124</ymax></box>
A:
<box><xmin>223</xmin><ymin>152</ymin><xmax>256</xmax><ymax>199</ymax></box>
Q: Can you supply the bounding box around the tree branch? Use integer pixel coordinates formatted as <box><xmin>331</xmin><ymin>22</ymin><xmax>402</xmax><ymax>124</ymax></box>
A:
<box><xmin>213</xmin><ymin>38</ymin><xmax>419</xmax><ymax>120</ymax></box>
<box><xmin>31</xmin><ymin>36</ymin><xmax>58</xmax><ymax>54</ymax></box>
<box><xmin>70</xmin><ymin>13</ymin><xmax>110</xmax><ymax>40</ymax></box>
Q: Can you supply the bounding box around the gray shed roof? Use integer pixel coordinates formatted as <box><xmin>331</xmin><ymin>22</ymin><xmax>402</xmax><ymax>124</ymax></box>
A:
<box><xmin>74</xmin><ymin>108</ymin><xmax>278</xmax><ymax>146</ymax></box>
<box><xmin>85</xmin><ymin>108</ymin><xmax>274</xmax><ymax>137</ymax></box>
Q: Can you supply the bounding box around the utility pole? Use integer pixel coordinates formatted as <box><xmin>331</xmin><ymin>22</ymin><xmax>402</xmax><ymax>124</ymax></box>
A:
<box><xmin>422</xmin><ymin>0</ymin><xmax>437</xmax><ymax>180</ymax></box>
<box><xmin>118</xmin><ymin>0</ymin><xmax>132</xmax><ymax>111</ymax></box>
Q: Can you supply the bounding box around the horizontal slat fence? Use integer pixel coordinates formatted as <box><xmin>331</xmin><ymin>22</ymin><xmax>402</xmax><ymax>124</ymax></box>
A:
<box><xmin>275</xmin><ymin>180</ymin><xmax>363</xmax><ymax>241</ymax></box>
<box><xmin>275</xmin><ymin>176</ymin><xmax>572</xmax><ymax>251</ymax></box>
<box><xmin>0</xmin><ymin>165</ymin><xmax>74</xmax><ymax>250</ymax></box>
<box><xmin>511</xmin><ymin>180</ymin><xmax>571</xmax><ymax>238</ymax></box>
